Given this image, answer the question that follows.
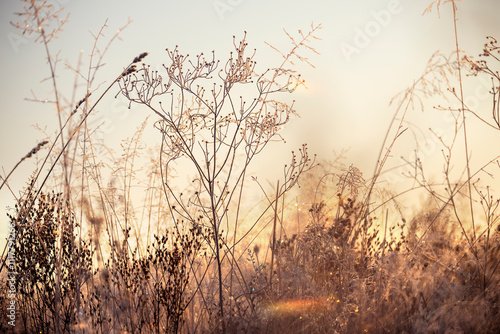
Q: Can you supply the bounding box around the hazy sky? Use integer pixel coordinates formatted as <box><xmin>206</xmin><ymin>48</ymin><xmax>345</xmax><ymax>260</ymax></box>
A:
<box><xmin>1</xmin><ymin>0</ymin><xmax>499</xmax><ymax>241</ymax></box>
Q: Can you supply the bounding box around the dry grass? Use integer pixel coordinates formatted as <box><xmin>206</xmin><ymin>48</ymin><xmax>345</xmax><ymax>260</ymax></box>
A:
<box><xmin>1</xmin><ymin>0</ymin><xmax>499</xmax><ymax>333</ymax></box>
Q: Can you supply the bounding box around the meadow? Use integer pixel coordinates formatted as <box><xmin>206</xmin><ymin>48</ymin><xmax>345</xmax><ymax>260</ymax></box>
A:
<box><xmin>1</xmin><ymin>0</ymin><xmax>499</xmax><ymax>333</ymax></box>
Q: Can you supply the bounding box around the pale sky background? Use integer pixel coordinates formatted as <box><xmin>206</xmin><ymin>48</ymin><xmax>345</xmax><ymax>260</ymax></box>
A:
<box><xmin>1</xmin><ymin>0</ymin><xmax>500</xmax><ymax>243</ymax></box>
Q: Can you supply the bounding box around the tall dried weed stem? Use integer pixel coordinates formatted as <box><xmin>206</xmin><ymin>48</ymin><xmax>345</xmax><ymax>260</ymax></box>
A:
<box><xmin>1</xmin><ymin>0</ymin><xmax>499</xmax><ymax>333</ymax></box>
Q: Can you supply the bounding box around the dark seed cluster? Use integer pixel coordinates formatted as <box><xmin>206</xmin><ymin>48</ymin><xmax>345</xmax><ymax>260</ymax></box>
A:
<box><xmin>132</xmin><ymin>52</ymin><xmax>149</xmax><ymax>63</ymax></box>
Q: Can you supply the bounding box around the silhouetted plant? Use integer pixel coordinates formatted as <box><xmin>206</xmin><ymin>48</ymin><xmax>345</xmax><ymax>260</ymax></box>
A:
<box><xmin>118</xmin><ymin>26</ymin><xmax>320</xmax><ymax>331</ymax></box>
<box><xmin>9</xmin><ymin>188</ymin><xmax>92</xmax><ymax>333</ymax></box>
<box><xmin>86</xmin><ymin>225</ymin><xmax>207</xmax><ymax>333</ymax></box>
<box><xmin>3</xmin><ymin>0</ymin><xmax>500</xmax><ymax>333</ymax></box>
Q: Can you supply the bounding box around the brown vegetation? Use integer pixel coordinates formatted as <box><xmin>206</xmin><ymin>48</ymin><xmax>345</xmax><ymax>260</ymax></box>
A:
<box><xmin>1</xmin><ymin>0</ymin><xmax>499</xmax><ymax>333</ymax></box>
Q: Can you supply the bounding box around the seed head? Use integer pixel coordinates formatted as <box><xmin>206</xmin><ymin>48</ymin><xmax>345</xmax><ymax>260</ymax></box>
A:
<box><xmin>73</xmin><ymin>92</ymin><xmax>92</xmax><ymax>114</ymax></box>
<box><xmin>121</xmin><ymin>65</ymin><xmax>137</xmax><ymax>77</ymax></box>
<box><xmin>24</xmin><ymin>140</ymin><xmax>49</xmax><ymax>160</ymax></box>
<box><xmin>132</xmin><ymin>52</ymin><xmax>149</xmax><ymax>63</ymax></box>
